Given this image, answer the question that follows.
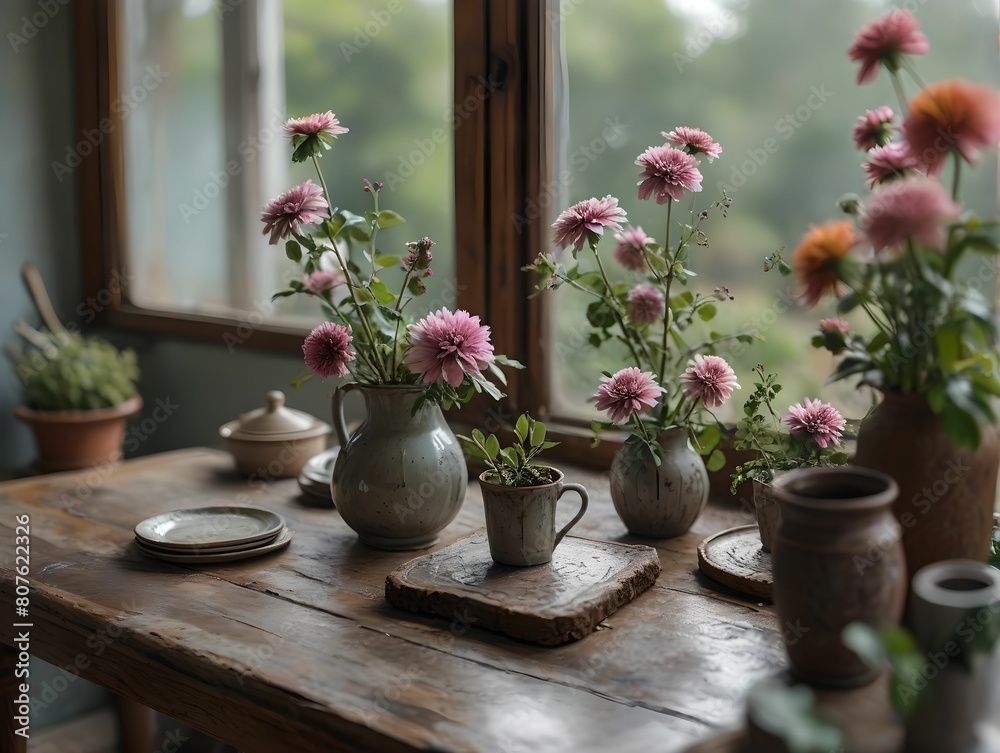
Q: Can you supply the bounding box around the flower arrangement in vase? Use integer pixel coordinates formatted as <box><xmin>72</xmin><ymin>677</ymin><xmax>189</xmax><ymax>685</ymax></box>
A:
<box><xmin>263</xmin><ymin>110</ymin><xmax>521</xmax><ymax>550</ymax></box>
<box><xmin>782</xmin><ymin>9</ymin><xmax>1000</xmax><ymax>573</ymax></box>
<box><xmin>730</xmin><ymin>364</ymin><xmax>851</xmax><ymax>552</ymax></box>
<box><xmin>526</xmin><ymin>127</ymin><xmax>754</xmax><ymax>538</ymax></box>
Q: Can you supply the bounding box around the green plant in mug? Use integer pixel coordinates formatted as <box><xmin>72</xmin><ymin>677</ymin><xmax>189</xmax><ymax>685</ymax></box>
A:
<box><xmin>459</xmin><ymin>413</ymin><xmax>559</xmax><ymax>487</ymax></box>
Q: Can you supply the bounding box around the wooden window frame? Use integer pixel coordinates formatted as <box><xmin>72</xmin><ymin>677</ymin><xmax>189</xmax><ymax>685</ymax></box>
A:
<box><xmin>76</xmin><ymin>0</ymin><xmax>620</xmax><ymax>465</ymax></box>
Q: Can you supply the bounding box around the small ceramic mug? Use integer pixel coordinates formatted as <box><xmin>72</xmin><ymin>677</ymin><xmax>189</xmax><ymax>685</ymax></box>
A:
<box><xmin>478</xmin><ymin>469</ymin><xmax>589</xmax><ymax>566</ymax></box>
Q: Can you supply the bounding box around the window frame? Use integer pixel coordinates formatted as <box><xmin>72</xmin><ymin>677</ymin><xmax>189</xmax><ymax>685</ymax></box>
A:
<box><xmin>76</xmin><ymin>0</ymin><xmax>620</xmax><ymax>465</ymax></box>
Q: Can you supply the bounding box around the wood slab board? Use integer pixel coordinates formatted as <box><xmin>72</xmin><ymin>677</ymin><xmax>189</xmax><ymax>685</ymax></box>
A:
<box><xmin>385</xmin><ymin>532</ymin><xmax>661</xmax><ymax>645</ymax></box>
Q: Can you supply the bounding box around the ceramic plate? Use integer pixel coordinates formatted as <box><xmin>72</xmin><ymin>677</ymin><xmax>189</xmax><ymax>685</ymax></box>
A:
<box><xmin>134</xmin><ymin>507</ymin><xmax>285</xmax><ymax>550</ymax></box>
<box><xmin>134</xmin><ymin>528</ymin><xmax>294</xmax><ymax>564</ymax></box>
<box><xmin>301</xmin><ymin>447</ymin><xmax>339</xmax><ymax>485</ymax></box>
<box><xmin>134</xmin><ymin>530</ymin><xmax>281</xmax><ymax>555</ymax></box>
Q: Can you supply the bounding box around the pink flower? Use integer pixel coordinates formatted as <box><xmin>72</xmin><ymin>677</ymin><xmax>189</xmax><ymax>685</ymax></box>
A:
<box><xmin>783</xmin><ymin>398</ymin><xmax>846</xmax><ymax>449</ymax></box>
<box><xmin>904</xmin><ymin>79</ymin><xmax>1000</xmax><ymax>176</ymax></box>
<box><xmin>403</xmin><ymin>237</ymin><xmax>435</xmax><ymax>271</ymax></box>
<box><xmin>612</xmin><ymin>227</ymin><xmax>652</xmax><ymax>271</ymax></box>
<box><xmin>261</xmin><ymin>180</ymin><xmax>329</xmax><ymax>245</ymax></box>
<box><xmin>679</xmin><ymin>354</ymin><xmax>740</xmax><ymax>409</ymax></box>
<box><xmin>552</xmin><ymin>196</ymin><xmax>628</xmax><ymax>252</ymax></box>
<box><xmin>662</xmin><ymin>127</ymin><xmax>722</xmax><ymax>162</ymax></box>
<box><xmin>594</xmin><ymin>368</ymin><xmax>665</xmax><ymax>425</ymax></box>
<box><xmin>285</xmin><ymin>111</ymin><xmax>349</xmax><ymax>138</ymax></box>
<box><xmin>848</xmin><ymin>10</ymin><xmax>929</xmax><ymax>85</ymax></box>
<box><xmin>852</xmin><ymin>106</ymin><xmax>896</xmax><ymax>151</ymax></box>
<box><xmin>862</xmin><ymin>142</ymin><xmax>920</xmax><ymax>187</ymax></box>
<box><xmin>861</xmin><ymin>177</ymin><xmax>961</xmax><ymax>253</ymax></box>
<box><xmin>818</xmin><ymin>317</ymin><xmax>850</xmax><ymax>336</ymax></box>
<box><xmin>636</xmin><ymin>145</ymin><xmax>703</xmax><ymax>204</ymax></box>
<box><xmin>302</xmin><ymin>270</ymin><xmax>344</xmax><ymax>294</ymax></box>
<box><xmin>627</xmin><ymin>283</ymin><xmax>665</xmax><ymax>325</ymax></box>
<box><xmin>404</xmin><ymin>308</ymin><xmax>495</xmax><ymax>388</ymax></box>
<box><xmin>302</xmin><ymin>322</ymin><xmax>355</xmax><ymax>379</ymax></box>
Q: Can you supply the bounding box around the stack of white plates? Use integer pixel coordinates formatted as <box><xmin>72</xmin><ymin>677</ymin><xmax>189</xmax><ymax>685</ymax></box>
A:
<box><xmin>297</xmin><ymin>446</ymin><xmax>337</xmax><ymax>502</ymax></box>
<box><xmin>133</xmin><ymin>506</ymin><xmax>293</xmax><ymax>564</ymax></box>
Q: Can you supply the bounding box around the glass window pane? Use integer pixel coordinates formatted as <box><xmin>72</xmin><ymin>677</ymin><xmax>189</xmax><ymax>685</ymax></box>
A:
<box><xmin>551</xmin><ymin>0</ymin><xmax>998</xmax><ymax>423</ymax></box>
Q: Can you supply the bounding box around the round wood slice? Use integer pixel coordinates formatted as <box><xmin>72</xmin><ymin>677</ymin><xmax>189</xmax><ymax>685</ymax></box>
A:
<box><xmin>683</xmin><ymin>729</ymin><xmax>744</xmax><ymax>752</ymax></box>
<box><xmin>697</xmin><ymin>525</ymin><xmax>773</xmax><ymax>600</ymax></box>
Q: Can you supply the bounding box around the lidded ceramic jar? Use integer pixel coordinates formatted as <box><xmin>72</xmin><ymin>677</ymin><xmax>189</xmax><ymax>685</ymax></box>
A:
<box><xmin>219</xmin><ymin>390</ymin><xmax>331</xmax><ymax>478</ymax></box>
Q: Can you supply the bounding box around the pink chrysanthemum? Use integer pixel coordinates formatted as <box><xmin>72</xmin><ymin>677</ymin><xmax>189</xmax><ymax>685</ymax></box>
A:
<box><xmin>783</xmin><ymin>398</ymin><xmax>846</xmax><ymax>450</ymax></box>
<box><xmin>636</xmin><ymin>145</ymin><xmax>703</xmax><ymax>204</ymax></box>
<box><xmin>678</xmin><ymin>354</ymin><xmax>740</xmax><ymax>409</ymax></box>
<box><xmin>302</xmin><ymin>270</ymin><xmax>344</xmax><ymax>294</ymax></box>
<box><xmin>904</xmin><ymin>79</ymin><xmax>1000</xmax><ymax>176</ymax></box>
<box><xmin>261</xmin><ymin>180</ymin><xmax>329</xmax><ymax>245</ymax></box>
<box><xmin>302</xmin><ymin>322</ymin><xmax>355</xmax><ymax>379</ymax></box>
<box><xmin>862</xmin><ymin>142</ymin><xmax>920</xmax><ymax>187</ymax></box>
<box><xmin>861</xmin><ymin>177</ymin><xmax>961</xmax><ymax>253</ymax></box>
<box><xmin>612</xmin><ymin>226</ymin><xmax>652</xmax><ymax>271</ymax></box>
<box><xmin>818</xmin><ymin>317</ymin><xmax>850</xmax><ymax>336</ymax></box>
<box><xmin>848</xmin><ymin>10</ymin><xmax>929</xmax><ymax>85</ymax></box>
<box><xmin>627</xmin><ymin>283</ymin><xmax>665</xmax><ymax>325</ymax></box>
<box><xmin>594</xmin><ymin>367</ymin><xmax>665</xmax><ymax>425</ymax></box>
<box><xmin>662</xmin><ymin>127</ymin><xmax>722</xmax><ymax>162</ymax></box>
<box><xmin>552</xmin><ymin>196</ymin><xmax>627</xmax><ymax>252</ymax></box>
<box><xmin>404</xmin><ymin>308</ymin><xmax>495</xmax><ymax>388</ymax></box>
<box><xmin>852</xmin><ymin>106</ymin><xmax>896</xmax><ymax>151</ymax></box>
<box><xmin>285</xmin><ymin>111</ymin><xmax>349</xmax><ymax>138</ymax></box>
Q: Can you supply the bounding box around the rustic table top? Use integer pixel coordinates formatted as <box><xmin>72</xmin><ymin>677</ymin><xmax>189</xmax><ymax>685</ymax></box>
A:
<box><xmin>0</xmin><ymin>448</ymin><xmax>897</xmax><ymax>753</ymax></box>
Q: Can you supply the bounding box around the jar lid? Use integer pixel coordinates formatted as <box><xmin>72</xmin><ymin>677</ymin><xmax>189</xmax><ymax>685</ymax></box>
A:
<box><xmin>219</xmin><ymin>391</ymin><xmax>330</xmax><ymax>442</ymax></box>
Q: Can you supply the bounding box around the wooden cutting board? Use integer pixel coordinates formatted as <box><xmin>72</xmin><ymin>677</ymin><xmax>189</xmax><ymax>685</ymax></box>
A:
<box><xmin>385</xmin><ymin>532</ymin><xmax>661</xmax><ymax>645</ymax></box>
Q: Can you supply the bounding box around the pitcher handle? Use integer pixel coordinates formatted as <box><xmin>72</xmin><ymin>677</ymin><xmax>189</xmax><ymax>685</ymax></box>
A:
<box><xmin>553</xmin><ymin>481</ymin><xmax>589</xmax><ymax>549</ymax></box>
<box><xmin>331</xmin><ymin>382</ymin><xmax>360</xmax><ymax>446</ymax></box>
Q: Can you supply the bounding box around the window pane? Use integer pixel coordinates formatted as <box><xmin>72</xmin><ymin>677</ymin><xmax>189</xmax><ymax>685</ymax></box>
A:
<box><xmin>551</xmin><ymin>0</ymin><xmax>998</xmax><ymax>422</ymax></box>
<box><xmin>119</xmin><ymin>0</ymin><xmax>455</xmax><ymax>325</ymax></box>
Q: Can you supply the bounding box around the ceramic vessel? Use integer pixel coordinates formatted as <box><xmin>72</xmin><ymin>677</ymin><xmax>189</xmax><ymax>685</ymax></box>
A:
<box><xmin>902</xmin><ymin>559</ymin><xmax>1000</xmax><ymax>753</ymax></box>
<box><xmin>772</xmin><ymin>466</ymin><xmax>906</xmax><ymax>688</ymax></box>
<box><xmin>609</xmin><ymin>427</ymin><xmax>708</xmax><ymax>539</ymax></box>
<box><xmin>15</xmin><ymin>395</ymin><xmax>143</xmax><ymax>472</ymax></box>
<box><xmin>855</xmin><ymin>391</ymin><xmax>1000</xmax><ymax>577</ymax></box>
<box><xmin>478</xmin><ymin>469</ymin><xmax>589</xmax><ymax>566</ymax></box>
<box><xmin>752</xmin><ymin>478</ymin><xmax>780</xmax><ymax>553</ymax></box>
<box><xmin>219</xmin><ymin>391</ymin><xmax>331</xmax><ymax>478</ymax></box>
<box><xmin>331</xmin><ymin>383</ymin><xmax>466</xmax><ymax>550</ymax></box>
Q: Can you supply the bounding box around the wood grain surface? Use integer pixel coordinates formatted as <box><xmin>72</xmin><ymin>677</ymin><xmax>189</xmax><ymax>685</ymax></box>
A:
<box><xmin>0</xmin><ymin>448</ymin><xmax>900</xmax><ymax>753</ymax></box>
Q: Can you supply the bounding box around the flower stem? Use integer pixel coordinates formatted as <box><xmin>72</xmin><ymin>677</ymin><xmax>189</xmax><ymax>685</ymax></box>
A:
<box><xmin>310</xmin><ymin>155</ymin><xmax>389</xmax><ymax>382</ymax></box>
<box><xmin>951</xmin><ymin>150</ymin><xmax>962</xmax><ymax>202</ymax></box>
<box><xmin>889</xmin><ymin>71</ymin><xmax>909</xmax><ymax>116</ymax></box>
<box><xmin>657</xmin><ymin>202</ymin><xmax>676</xmax><ymax>423</ymax></box>
<box><xmin>590</xmin><ymin>243</ymin><xmax>648</xmax><ymax>370</ymax></box>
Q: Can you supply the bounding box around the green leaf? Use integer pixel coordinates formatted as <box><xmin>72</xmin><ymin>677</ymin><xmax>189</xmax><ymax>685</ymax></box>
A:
<box><xmin>514</xmin><ymin>413</ymin><xmax>529</xmax><ymax>443</ymax></box>
<box><xmin>697</xmin><ymin>303</ymin><xmax>717</xmax><ymax>322</ymax></box>
<box><xmin>376</xmin><ymin>210</ymin><xmax>405</xmax><ymax>228</ymax></box>
<box><xmin>696</xmin><ymin>424</ymin><xmax>721</xmax><ymax>454</ymax></box>
<box><xmin>586</xmin><ymin>300</ymin><xmax>616</xmax><ymax>329</ymax></box>
<box><xmin>285</xmin><ymin>240</ymin><xmax>302</xmax><ymax>263</ymax></box>
<box><xmin>706</xmin><ymin>448</ymin><xmax>726</xmax><ymax>472</ymax></box>
<box><xmin>374</xmin><ymin>254</ymin><xmax>400</xmax><ymax>269</ymax></box>
<box><xmin>530</xmin><ymin>420</ymin><xmax>546</xmax><ymax>447</ymax></box>
<box><xmin>485</xmin><ymin>434</ymin><xmax>500</xmax><ymax>460</ymax></box>
<box><xmin>367</xmin><ymin>278</ymin><xmax>396</xmax><ymax>305</ymax></box>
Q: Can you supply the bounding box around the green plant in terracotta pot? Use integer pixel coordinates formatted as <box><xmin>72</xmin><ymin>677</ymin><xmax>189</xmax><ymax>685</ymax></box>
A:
<box><xmin>730</xmin><ymin>364</ymin><xmax>852</xmax><ymax>552</ymax></box>
<box><xmin>460</xmin><ymin>414</ymin><xmax>588</xmax><ymax>567</ymax></box>
<box><xmin>784</xmin><ymin>8</ymin><xmax>1000</xmax><ymax>575</ymax></box>
<box><xmin>10</xmin><ymin>328</ymin><xmax>142</xmax><ymax>472</ymax></box>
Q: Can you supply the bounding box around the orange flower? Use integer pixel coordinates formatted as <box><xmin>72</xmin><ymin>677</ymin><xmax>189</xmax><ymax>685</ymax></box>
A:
<box><xmin>792</xmin><ymin>221</ymin><xmax>857</xmax><ymax>308</ymax></box>
<box><xmin>904</xmin><ymin>78</ymin><xmax>1000</xmax><ymax>176</ymax></box>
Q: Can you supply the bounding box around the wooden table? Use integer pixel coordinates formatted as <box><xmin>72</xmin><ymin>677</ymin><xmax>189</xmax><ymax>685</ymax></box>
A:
<box><xmin>0</xmin><ymin>448</ymin><xmax>896</xmax><ymax>753</ymax></box>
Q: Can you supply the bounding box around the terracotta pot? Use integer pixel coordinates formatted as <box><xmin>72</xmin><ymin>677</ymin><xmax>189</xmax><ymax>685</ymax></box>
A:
<box><xmin>609</xmin><ymin>427</ymin><xmax>708</xmax><ymax>539</ymax></box>
<box><xmin>752</xmin><ymin>478</ymin><xmax>780</xmax><ymax>553</ymax></box>
<box><xmin>15</xmin><ymin>396</ymin><xmax>143</xmax><ymax>473</ymax></box>
<box><xmin>772</xmin><ymin>466</ymin><xmax>906</xmax><ymax>688</ymax></box>
<box><xmin>331</xmin><ymin>383</ymin><xmax>466</xmax><ymax>551</ymax></box>
<box><xmin>902</xmin><ymin>559</ymin><xmax>1000</xmax><ymax>753</ymax></box>
<box><xmin>478</xmin><ymin>469</ymin><xmax>589</xmax><ymax>566</ymax></box>
<box><xmin>855</xmin><ymin>391</ymin><xmax>1000</xmax><ymax>577</ymax></box>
